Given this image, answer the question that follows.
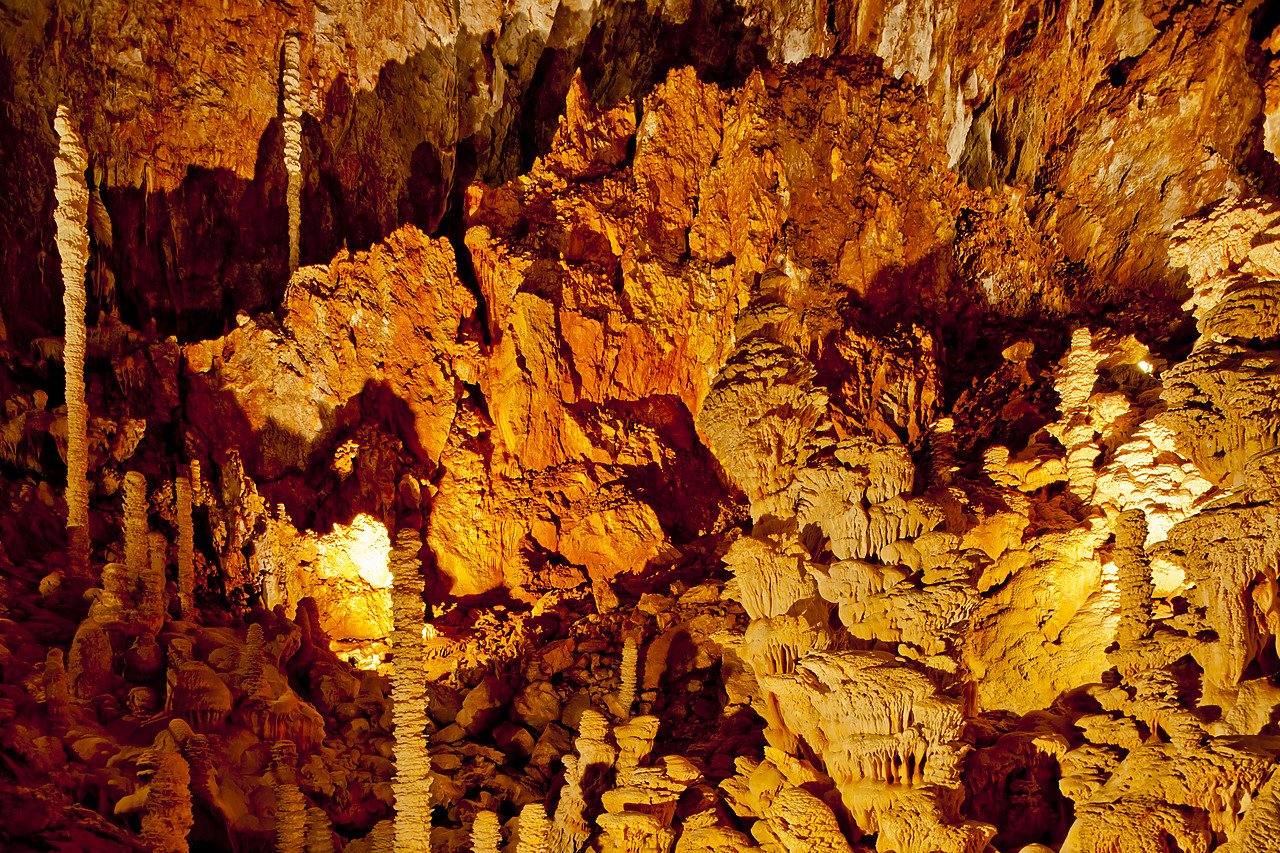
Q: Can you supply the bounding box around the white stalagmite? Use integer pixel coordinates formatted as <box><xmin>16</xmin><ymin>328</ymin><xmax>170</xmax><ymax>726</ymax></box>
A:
<box><xmin>389</xmin><ymin>527</ymin><xmax>431</xmax><ymax>852</ymax></box>
<box><xmin>176</xmin><ymin>475</ymin><xmax>195</xmax><ymax>619</ymax></box>
<box><xmin>54</xmin><ymin>104</ymin><xmax>90</xmax><ymax>584</ymax></box>
<box><xmin>618</xmin><ymin>635</ymin><xmax>638</xmax><ymax>719</ymax></box>
<box><xmin>517</xmin><ymin>803</ymin><xmax>550</xmax><ymax>853</ymax></box>
<box><xmin>471</xmin><ymin>810</ymin><xmax>501</xmax><ymax>853</ymax></box>
<box><xmin>281</xmin><ymin>32</ymin><xmax>303</xmax><ymax>273</ymax></box>
<box><xmin>124</xmin><ymin>471</ymin><xmax>149</xmax><ymax>603</ymax></box>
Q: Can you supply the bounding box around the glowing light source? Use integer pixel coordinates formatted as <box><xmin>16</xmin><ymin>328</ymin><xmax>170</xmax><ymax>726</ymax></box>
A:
<box><xmin>1137</xmin><ymin>360</ymin><xmax>1153</xmax><ymax>374</ymax></box>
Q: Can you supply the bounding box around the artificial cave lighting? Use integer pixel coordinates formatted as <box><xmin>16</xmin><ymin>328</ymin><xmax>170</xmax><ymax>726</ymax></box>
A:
<box><xmin>2</xmin><ymin>3</ymin><xmax>1280</xmax><ymax>852</ymax></box>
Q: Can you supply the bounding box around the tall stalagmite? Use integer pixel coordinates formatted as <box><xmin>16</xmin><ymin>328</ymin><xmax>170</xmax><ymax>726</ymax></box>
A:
<box><xmin>272</xmin><ymin>740</ymin><xmax>306</xmax><ymax>853</ymax></box>
<box><xmin>617</xmin><ymin>636</ymin><xmax>638</xmax><ymax>719</ymax></box>
<box><xmin>389</xmin><ymin>526</ymin><xmax>431</xmax><ymax>851</ymax></box>
<box><xmin>53</xmin><ymin>104</ymin><xmax>90</xmax><ymax>584</ymax></box>
<box><xmin>281</xmin><ymin>32</ymin><xmax>303</xmax><ymax>273</ymax></box>
<box><xmin>1115</xmin><ymin>509</ymin><xmax>1154</xmax><ymax>644</ymax></box>
<box><xmin>176</xmin><ymin>475</ymin><xmax>195</xmax><ymax>619</ymax></box>
<box><xmin>123</xmin><ymin>471</ymin><xmax>149</xmax><ymax>603</ymax></box>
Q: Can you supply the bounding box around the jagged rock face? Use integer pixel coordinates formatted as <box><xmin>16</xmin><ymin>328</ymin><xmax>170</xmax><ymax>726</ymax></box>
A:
<box><xmin>5</xmin><ymin>3</ymin><xmax>1280</xmax><ymax>853</ymax></box>
<box><xmin>5</xmin><ymin>0</ymin><xmax>1267</xmax><ymax>343</ymax></box>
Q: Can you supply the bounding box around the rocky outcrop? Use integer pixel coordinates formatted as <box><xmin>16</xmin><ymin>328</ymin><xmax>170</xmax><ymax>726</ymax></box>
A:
<box><xmin>3</xmin><ymin>3</ymin><xmax>1280</xmax><ymax>853</ymax></box>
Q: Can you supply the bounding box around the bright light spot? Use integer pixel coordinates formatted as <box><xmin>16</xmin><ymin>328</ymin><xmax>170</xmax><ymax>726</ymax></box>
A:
<box><xmin>318</xmin><ymin>513</ymin><xmax>392</xmax><ymax>588</ymax></box>
<box><xmin>421</xmin><ymin>623</ymin><xmax>439</xmax><ymax>640</ymax></box>
<box><xmin>1138</xmin><ymin>360</ymin><xmax>1153</xmax><ymax>374</ymax></box>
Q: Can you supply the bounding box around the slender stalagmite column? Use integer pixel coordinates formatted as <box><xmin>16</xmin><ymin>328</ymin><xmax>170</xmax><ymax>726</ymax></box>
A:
<box><xmin>389</xmin><ymin>527</ymin><xmax>431</xmax><ymax>851</ymax></box>
<box><xmin>124</xmin><ymin>471</ymin><xmax>149</xmax><ymax>607</ymax></box>
<box><xmin>176</xmin><ymin>475</ymin><xmax>195</xmax><ymax>619</ymax></box>
<box><xmin>54</xmin><ymin>105</ymin><xmax>90</xmax><ymax>584</ymax></box>
<box><xmin>1116</xmin><ymin>509</ymin><xmax>1154</xmax><ymax>645</ymax></box>
<box><xmin>281</xmin><ymin>32</ymin><xmax>303</xmax><ymax>273</ymax></box>
<box><xmin>617</xmin><ymin>635</ymin><xmax>638</xmax><ymax>719</ymax></box>
<box><xmin>272</xmin><ymin>740</ymin><xmax>307</xmax><ymax>853</ymax></box>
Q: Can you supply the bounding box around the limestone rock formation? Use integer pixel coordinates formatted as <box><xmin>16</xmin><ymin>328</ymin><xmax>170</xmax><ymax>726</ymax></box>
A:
<box><xmin>4</xmin><ymin>3</ymin><xmax>1280</xmax><ymax>853</ymax></box>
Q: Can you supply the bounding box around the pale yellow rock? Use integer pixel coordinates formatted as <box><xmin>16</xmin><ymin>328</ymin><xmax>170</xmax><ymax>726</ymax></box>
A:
<box><xmin>54</xmin><ymin>104</ymin><xmax>90</xmax><ymax>582</ymax></box>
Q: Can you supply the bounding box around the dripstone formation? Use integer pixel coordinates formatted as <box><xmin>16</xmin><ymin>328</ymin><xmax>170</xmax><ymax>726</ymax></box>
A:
<box><xmin>2</xmin><ymin>1</ymin><xmax>1280</xmax><ymax>852</ymax></box>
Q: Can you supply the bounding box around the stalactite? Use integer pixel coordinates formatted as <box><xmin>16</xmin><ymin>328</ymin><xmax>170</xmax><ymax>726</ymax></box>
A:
<box><xmin>54</xmin><ymin>104</ymin><xmax>90</xmax><ymax>585</ymax></box>
<box><xmin>124</xmin><ymin>471</ymin><xmax>149</xmax><ymax>610</ymax></box>
<box><xmin>140</xmin><ymin>751</ymin><xmax>194</xmax><ymax>853</ymax></box>
<box><xmin>1116</xmin><ymin>508</ymin><xmax>1154</xmax><ymax>645</ymax></box>
<box><xmin>618</xmin><ymin>635</ymin><xmax>638</xmax><ymax>719</ymax></box>
<box><xmin>471</xmin><ymin>810</ymin><xmax>501</xmax><ymax>853</ymax></box>
<box><xmin>272</xmin><ymin>740</ymin><xmax>307</xmax><ymax>853</ymax></box>
<box><xmin>305</xmin><ymin>806</ymin><xmax>336</xmax><ymax>853</ymax></box>
<box><xmin>44</xmin><ymin>648</ymin><xmax>70</xmax><ymax>732</ymax></box>
<box><xmin>389</xmin><ymin>526</ymin><xmax>431</xmax><ymax>852</ymax></box>
<box><xmin>281</xmin><ymin>31</ymin><xmax>303</xmax><ymax>273</ymax></box>
<box><xmin>518</xmin><ymin>802</ymin><xmax>551</xmax><ymax>853</ymax></box>
<box><xmin>175</xmin><ymin>475</ymin><xmax>195</xmax><ymax>620</ymax></box>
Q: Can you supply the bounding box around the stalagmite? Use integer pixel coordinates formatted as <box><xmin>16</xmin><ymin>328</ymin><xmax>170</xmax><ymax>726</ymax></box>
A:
<box><xmin>518</xmin><ymin>803</ymin><xmax>551</xmax><ymax>853</ymax></box>
<box><xmin>389</xmin><ymin>526</ymin><xmax>431</xmax><ymax>852</ymax></box>
<box><xmin>1115</xmin><ymin>509</ymin><xmax>1153</xmax><ymax>644</ymax></box>
<box><xmin>471</xmin><ymin>810</ymin><xmax>501</xmax><ymax>853</ymax></box>
<box><xmin>124</xmin><ymin>471</ymin><xmax>149</xmax><ymax>605</ymax></box>
<box><xmin>176</xmin><ymin>475</ymin><xmax>195</xmax><ymax>619</ymax></box>
<box><xmin>238</xmin><ymin>623</ymin><xmax>272</xmax><ymax>713</ymax></box>
<box><xmin>281</xmin><ymin>31</ymin><xmax>303</xmax><ymax>273</ymax></box>
<box><xmin>141</xmin><ymin>531</ymin><xmax>168</xmax><ymax>631</ymax></box>
<box><xmin>168</xmin><ymin>719</ymin><xmax>218</xmax><ymax>806</ymax></box>
<box><xmin>272</xmin><ymin>740</ymin><xmax>307</xmax><ymax>853</ymax></box>
<box><xmin>53</xmin><ymin>104</ymin><xmax>90</xmax><ymax>584</ymax></box>
<box><xmin>617</xmin><ymin>635</ymin><xmax>638</xmax><ymax>719</ymax></box>
<box><xmin>140</xmin><ymin>751</ymin><xmax>194</xmax><ymax>853</ymax></box>
<box><xmin>305</xmin><ymin>806</ymin><xmax>336</xmax><ymax>853</ymax></box>
<box><xmin>550</xmin><ymin>754</ymin><xmax>590</xmax><ymax>853</ymax></box>
<box><xmin>43</xmin><ymin>648</ymin><xmax>69</xmax><ymax>731</ymax></box>
<box><xmin>68</xmin><ymin>616</ymin><xmax>112</xmax><ymax>700</ymax></box>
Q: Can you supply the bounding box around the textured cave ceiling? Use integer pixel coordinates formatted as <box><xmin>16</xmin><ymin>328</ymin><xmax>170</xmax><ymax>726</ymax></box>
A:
<box><xmin>2</xmin><ymin>0</ymin><xmax>1280</xmax><ymax>852</ymax></box>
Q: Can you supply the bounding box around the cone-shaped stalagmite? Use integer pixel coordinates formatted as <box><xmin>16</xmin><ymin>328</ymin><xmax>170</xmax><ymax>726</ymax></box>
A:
<box><xmin>53</xmin><ymin>105</ymin><xmax>90</xmax><ymax>584</ymax></box>
<box><xmin>390</xmin><ymin>526</ymin><xmax>431</xmax><ymax>851</ymax></box>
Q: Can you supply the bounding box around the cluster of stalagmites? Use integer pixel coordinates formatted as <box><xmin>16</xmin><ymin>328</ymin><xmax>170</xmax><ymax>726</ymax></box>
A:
<box><xmin>13</xmin><ymin>28</ymin><xmax>1280</xmax><ymax>853</ymax></box>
